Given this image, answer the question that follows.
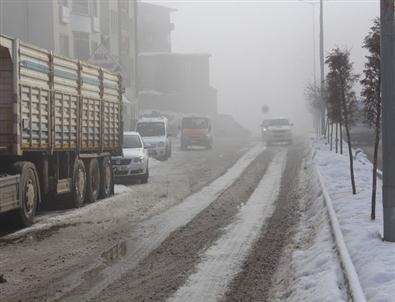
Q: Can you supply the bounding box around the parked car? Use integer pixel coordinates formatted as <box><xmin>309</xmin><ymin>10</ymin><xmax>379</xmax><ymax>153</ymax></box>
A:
<box><xmin>180</xmin><ymin>116</ymin><xmax>213</xmax><ymax>150</ymax></box>
<box><xmin>261</xmin><ymin>117</ymin><xmax>293</xmax><ymax>145</ymax></box>
<box><xmin>136</xmin><ymin>117</ymin><xmax>172</xmax><ymax>160</ymax></box>
<box><xmin>112</xmin><ymin>132</ymin><xmax>149</xmax><ymax>183</ymax></box>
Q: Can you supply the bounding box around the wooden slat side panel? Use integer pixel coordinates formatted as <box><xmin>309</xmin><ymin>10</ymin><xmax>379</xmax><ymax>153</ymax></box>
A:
<box><xmin>19</xmin><ymin>43</ymin><xmax>50</xmax><ymax>90</ymax></box>
<box><xmin>54</xmin><ymin>92</ymin><xmax>78</xmax><ymax>150</ymax></box>
<box><xmin>20</xmin><ymin>85</ymin><xmax>49</xmax><ymax>149</ymax></box>
<box><xmin>102</xmin><ymin>70</ymin><xmax>120</xmax><ymax>102</ymax></box>
<box><xmin>102</xmin><ymin>100</ymin><xmax>120</xmax><ymax>150</ymax></box>
<box><xmin>80</xmin><ymin>97</ymin><xmax>101</xmax><ymax>151</ymax></box>
<box><xmin>53</xmin><ymin>56</ymin><xmax>79</xmax><ymax>95</ymax></box>
<box><xmin>81</xmin><ymin>63</ymin><xmax>100</xmax><ymax>99</ymax></box>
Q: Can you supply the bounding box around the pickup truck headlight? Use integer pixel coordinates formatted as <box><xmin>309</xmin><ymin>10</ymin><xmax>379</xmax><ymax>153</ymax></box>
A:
<box><xmin>133</xmin><ymin>156</ymin><xmax>144</xmax><ymax>163</ymax></box>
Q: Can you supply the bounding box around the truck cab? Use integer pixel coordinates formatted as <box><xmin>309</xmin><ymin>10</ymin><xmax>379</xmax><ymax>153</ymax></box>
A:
<box><xmin>180</xmin><ymin>116</ymin><xmax>213</xmax><ymax>150</ymax></box>
<box><xmin>136</xmin><ymin>117</ymin><xmax>172</xmax><ymax>161</ymax></box>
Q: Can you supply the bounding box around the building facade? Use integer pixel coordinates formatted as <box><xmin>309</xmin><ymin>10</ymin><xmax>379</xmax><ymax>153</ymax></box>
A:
<box><xmin>0</xmin><ymin>0</ymin><xmax>138</xmax><ymax>130</ymax></box>
<box><xmin>139</xmin><ymin>53</ymin><xmax>218</xmax><ymax>116</ymax></box>
<box><xmin>137</xmin><ymin>2</ymin><xmax>217</xmax><ymax>117</ymax></box>
<box><xmin>138</xmin><ymin>2</ymin><xmax>176</xmax><ymax>53</ymax></box>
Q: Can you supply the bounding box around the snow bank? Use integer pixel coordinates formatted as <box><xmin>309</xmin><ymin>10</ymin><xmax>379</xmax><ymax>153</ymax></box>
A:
<box><xmin>271</xmin><ymin>151</ymin><xmax>347</xmax><ymax>302</ymax></box>
<box><xmin>312</xmin><ymin>138</ymin><xmax>395</xmax><ymax>302</ymax></box>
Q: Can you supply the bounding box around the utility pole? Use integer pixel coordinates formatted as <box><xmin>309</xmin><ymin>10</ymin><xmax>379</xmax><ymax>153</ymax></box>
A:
<box><xmin>133</xmin><ymin>0</ymin><xmax>140</xmax><ymax>128</ymax></box>
<box><xmin>381</xmin><ymin>0</ymin><xmax>395</xmax><ymax>242</ymax></box>
<box><xmin>319</xmin><ymin>0</ymin><xmax>325</xmax><ymax>136</ymax></box>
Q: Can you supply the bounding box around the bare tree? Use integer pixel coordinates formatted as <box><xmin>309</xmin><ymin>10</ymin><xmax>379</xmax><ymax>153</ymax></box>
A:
<box><xmin>305</xmin><ymin>81</ymin><xmax>322</xmax><ymax>136</ymax></box>
<box><xmin>326</xmin><ymin>48</ymin><xmax>358</xmax><ymax>195</ymax></box>
<box><xmin>361</xmin><ymin>18</ymin><xmax>381</xmax><ymax>220</ymax></box>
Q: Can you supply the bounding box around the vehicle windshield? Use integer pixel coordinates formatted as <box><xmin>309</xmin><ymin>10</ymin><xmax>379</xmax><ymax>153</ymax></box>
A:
<box><xmin>267</xmin><ymin>119</ymin><xmax>290</xmax><ymax>126</ymax></box>
<box><xmin>136</xmin><ymin>122</ymin><xmax>166</xmax><ymax>137</ymax></box>
<box><xmin>123</xmin><ymin>134</ymin><xmax>142</xmax><ymax>149</ymax></box>
<box><xmin>182</xmin><ymin>118</ymin><xmax>209</xmax><ymax>129</ymax></box>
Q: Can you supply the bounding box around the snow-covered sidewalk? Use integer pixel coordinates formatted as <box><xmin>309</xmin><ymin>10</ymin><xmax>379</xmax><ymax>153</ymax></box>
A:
<box><xmin>312</xmin><ymin>138</ymin><xmax>395</xmax><ymax>302</ymax></box>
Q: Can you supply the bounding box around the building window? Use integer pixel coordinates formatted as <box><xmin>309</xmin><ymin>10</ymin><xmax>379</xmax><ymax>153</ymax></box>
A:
<box><xmin>73</xmin><ymin>32</ymin><xmax>90</xmax><ymax>60</ymax></box>
<box><xmin>59</xmin><ymin>34</ymin><xmax>70</xmax><ymax>57</ymax></box>
<box><xmin>91</xmin><ymin>0</ymin><xmax>98</xmax><ymax>17</ymax></box>
<box><xmin>71</xmin><ymin>0</ymin><xmax>89</xmax><ymax>15</ymax></box>
<box><xmin>58</xmin><ymin>0</ymin><xmax>69</xmax><ymax>7</ymax></box>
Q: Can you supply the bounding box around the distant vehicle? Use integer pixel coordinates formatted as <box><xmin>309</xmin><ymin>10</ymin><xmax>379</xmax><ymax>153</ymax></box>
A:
<box><xmin>261</xmin><ymin>118</ymin><xmax>293</xmax><ymax>145</ymax></box>
<box><xmin>180</xmin><ymin>116</ymin><xmax>213</xmax><ymax>150</ymax></box>
<box><xmin>136</xmin><ymin>117</ymin><xmax>172</xmax><ymax>160</ymax></box>
<box><xmin>112</xmin><ymin>132</ymin><xmax>149</xmax><ymax>183</ymax></box>
<box><xmin>0</xmin><ymin>35</ymin><xmax>122</xmax><ymax>226</ymax></box>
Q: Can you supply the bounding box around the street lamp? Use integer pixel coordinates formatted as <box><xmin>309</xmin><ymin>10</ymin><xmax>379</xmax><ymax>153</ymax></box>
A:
<box><xmin>299</xmin><ymin>0</ymin><xmax>325</xmax><ymax>135</ymax></box>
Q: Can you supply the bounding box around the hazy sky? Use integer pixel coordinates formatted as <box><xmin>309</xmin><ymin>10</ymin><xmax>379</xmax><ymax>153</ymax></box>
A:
<box><xmin>148</xmin><ymin>0</ymin><xmax>379</xmax><ymax>133</ymax></box>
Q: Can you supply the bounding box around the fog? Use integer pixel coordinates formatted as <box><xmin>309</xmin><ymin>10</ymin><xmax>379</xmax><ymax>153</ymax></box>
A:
<box><xmin>155</xmin><ymin>0</ymin><xmax>379</xmax><ymax>134</ymax></box>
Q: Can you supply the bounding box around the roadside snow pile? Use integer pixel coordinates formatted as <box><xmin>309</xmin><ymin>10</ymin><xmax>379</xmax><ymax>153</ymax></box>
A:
<box><xmin>114</xmin><ymin>184</ymin><xmax>132</xmax><ymax>194</ymax></box>
<box><xmin>270</xmin><ymin>152</ymin><xmax>347</xmax><ymax>302</ymax></box>
<box><xmin>313</xmin><ymin>138</ymin><xmax>395</xmax><ymax>302</ymax></box>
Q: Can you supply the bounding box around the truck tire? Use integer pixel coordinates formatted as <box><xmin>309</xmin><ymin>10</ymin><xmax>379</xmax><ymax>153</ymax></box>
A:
<box><xmin>99</xmin><ymin>156</ymin><xmax>113</xmax><ymax>199</ymax></box>
<box><xmin>71</xmin><ymin>159</ymin><xmax>86</xmax><ymax>208</ymax></box>
<box><xmin>12</xmin><ymin>162</ymin><xmax>39</xmax><ymax>227</ymax></box>
<box><xmin>86</xmin><ymin>158</ymin><xmax>100</xmax><ymax>203</ymax></box>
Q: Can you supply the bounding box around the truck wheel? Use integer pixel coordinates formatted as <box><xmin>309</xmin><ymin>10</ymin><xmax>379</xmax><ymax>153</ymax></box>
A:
<box><xmin>100</xmin><ymin>156</ymin><xmax>113</xmax><ymax>199</ymax></box>
<box><xmin>13</xmin><ymin>162</ymin><xmax>39</xmax><ymax>227</ymax></box>
<box><xmin>86</xmin><ymin>159</ymin><xmax>100</xmax><ymax>203</ymax></box>
<box><xmin>71</xmin><ymin>159</ymin><xmax>86</xmax><ymax>208</ymax></box>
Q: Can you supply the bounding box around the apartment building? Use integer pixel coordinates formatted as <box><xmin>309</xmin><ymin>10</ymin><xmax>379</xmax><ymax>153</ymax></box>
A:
<box><xmin>138</xmin><ymin>2</ymin><xmax>176</xmax><ymax>53</ymax></box>
<box><xmin>139</xmin><ymin>53</ymin><xmax>218</xmax><ymax>116</ymax></box>
<box><xmin>0</xmin><ymin>0</ymin><xmax>138</xmax><ymax>130</ymax></box>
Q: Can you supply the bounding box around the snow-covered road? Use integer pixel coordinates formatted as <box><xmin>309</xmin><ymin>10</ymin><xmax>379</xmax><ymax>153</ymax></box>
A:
<box><xmin>1</xmin><ymin>137</ymin><xmax>368</xmax><ymax>302</ymax></box>
<box><xmin>169</xmin><ymin>150</ymin><xmax>286</xmax><ymax>302</ymax></box>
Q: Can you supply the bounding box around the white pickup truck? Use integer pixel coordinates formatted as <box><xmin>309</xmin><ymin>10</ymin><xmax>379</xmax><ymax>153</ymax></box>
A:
<box><xmin>261</xmin><ymin>118</ymin><xmax>293</xmax><ymax>145</ymax></box>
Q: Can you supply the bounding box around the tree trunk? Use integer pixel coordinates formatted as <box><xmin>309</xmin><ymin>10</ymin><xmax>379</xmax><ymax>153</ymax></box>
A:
<box><xmin>371</xmin><ymin>125</ymin><xmax>380</xmax><ymax>220</ymax></box>
<box><xmin>340</xmin><ymin>120</ymin><xmax>343</xmax><ymax>154</ymax></box>
<box><xmin>327</xmin><ymin>118</ymin><xmax>330</xmax><ymax>143</ymax></box>
<box><xmin>341</xmin><ymin>84</ymin><xmax>356</xmax><ymax>195</ymax></box>
<box><xmin>335</xmin><ymin>123</ymin><xmax>338</xmax><ymax>153</ymax></box>
<box><xmin>330</xmin><ymin>123</ymin><xmax>334</xmax><ymax>151</ymax></box>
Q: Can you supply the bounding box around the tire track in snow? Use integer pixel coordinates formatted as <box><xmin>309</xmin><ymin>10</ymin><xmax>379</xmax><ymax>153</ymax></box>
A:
<box><xmin>168</xmin><ymin>149</ymin><xmax>287</xmax><ymax>302</ymax></box>
<box><xmin>53</xmin><ymin>143</ymin><xmax>266</xmax><ymax>302</ymax></box>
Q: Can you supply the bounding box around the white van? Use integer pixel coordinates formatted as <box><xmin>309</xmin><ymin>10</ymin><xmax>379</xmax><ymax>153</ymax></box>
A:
<box><xmin>136</xmin><ymin>117</ymin><xmax>172</xmax><ymax>160</ymax></box>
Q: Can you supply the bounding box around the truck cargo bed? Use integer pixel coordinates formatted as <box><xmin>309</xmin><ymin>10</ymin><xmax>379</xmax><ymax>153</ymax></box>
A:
<box><xmin>0</xmin><ymin>35</ymin><xmax>122</xmax><ymax>156</ymax></box>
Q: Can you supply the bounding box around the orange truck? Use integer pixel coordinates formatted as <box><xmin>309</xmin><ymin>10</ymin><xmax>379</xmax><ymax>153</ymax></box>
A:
<box><xmin>180</xmin><ymin>116</ymin><xmax>213</xmax><ymax>150</ymax></box>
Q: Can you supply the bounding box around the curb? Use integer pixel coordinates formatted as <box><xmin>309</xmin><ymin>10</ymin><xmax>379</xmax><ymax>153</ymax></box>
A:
<box><xmin>315</xmin><ymin>166</ymin><xmax>367</xmax><ymax>302</ymax></box>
